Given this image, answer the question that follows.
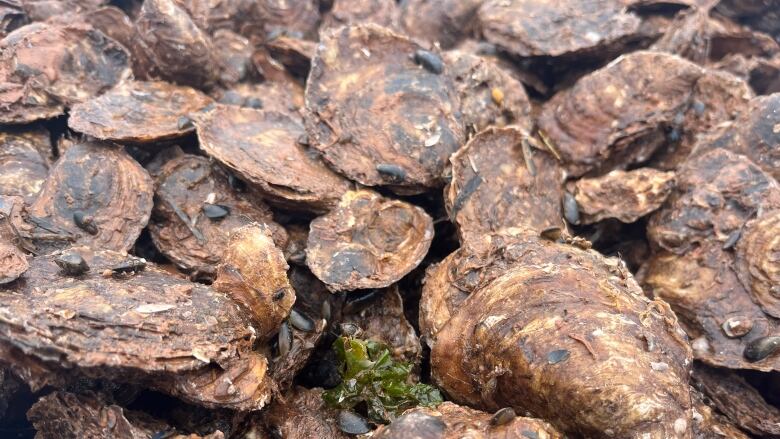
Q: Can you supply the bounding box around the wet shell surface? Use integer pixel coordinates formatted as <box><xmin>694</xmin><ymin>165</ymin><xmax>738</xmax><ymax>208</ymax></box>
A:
<box><xmin>306</xmin><ymin>190</ymin><xmax>434</xmax><ymax>292</ymax></box>
<box><xmin>304</xmin><ymin>24</ymin><xmax>465</xmax><ymax>193</ymax></box>
<box><xmin>68</xmin><ymin>80</ymin><xmax>214</xmax><ymax>143</ymax></box>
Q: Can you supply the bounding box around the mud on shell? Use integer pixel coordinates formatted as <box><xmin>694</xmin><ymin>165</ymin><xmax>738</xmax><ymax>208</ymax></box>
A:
<box><xmin>21</xmin><ymin>141</ymin><xmax>153</xmax><ymax>255</ymax></box>
<box><xmin>0</xmin><ymin>21</ymin><xmax>132</xmax><ymax>124</ymax></box>
<box><xmin>306</xmin><ymin>190</ymin><xmax>434</xmax><ymax>292</ymax></box>
<box><xmin>537</xmin><ymin>51</ymin><xmax>703</xmax><ymax>176</ymax></box>
<box><xmin>445</xmin><ymin>127</ymin><xmax>564</xmax><ymax>244</ymax></box>
<box><xmin>196</xmin><ymin>105</ymin><xmax>351</xmax><ymax>213</ymax></box>
<box><xmin>478</xmin><ymin>0</ymin><xmax>641</xmax><ymax>59</ymax></box>
<box><xmin>68</xmin><ymin>80</ymin><xmax>214</xmax><ymax>143</ymax></box>
<box><xmin>0</xmin><ymin>248</ymin><xmax>273</xmax><ymax>410</ymax></box>
<box><xmin>0</xmin><ymin>127</ymin><xmax>52</xmax><ymax>204</ymax></box>
<box><xmin>304</xmin><ymin>24</ymin><xmax>465</xmax><ymax>194</ymax></box>
<box><xmin>149</xmin><ymin>154</ymin><xmax>287</xmax><ymax>279</ymax></box>
<box><xmin>430</xmin><ymin>234</ymin><xmax>693</xmax><ymax>437</ymax></box>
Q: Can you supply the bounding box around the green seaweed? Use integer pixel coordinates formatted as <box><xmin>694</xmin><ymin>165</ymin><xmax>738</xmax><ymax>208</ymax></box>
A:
<box><xmin>322</xmin><ymin>336</ymin><xmax>443</xmax><ymax>423</ymax></box>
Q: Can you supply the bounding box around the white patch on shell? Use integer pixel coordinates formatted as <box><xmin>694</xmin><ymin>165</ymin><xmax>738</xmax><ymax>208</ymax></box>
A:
<box><xmin>424</xmin><ymin>131</ymin><xmax>441</xmax><ymax>147</ymax></box>
<box><xmin>650</xmin><ymin>361</ymin><xmax>669</xmax><ymax>372</ymax></box>
<box><xmin>135</xmin><ymin>303</ymin><xmax>175</xmax><ymax>313</ymax></box>
<box><xmin>673</xmin><ymin>418</ymin><xmax>687</xmax><ymax>435</ymax></box>
<box><xmin>191</xmin><ymin>348</ymin><xmax>210</xmax><ymax>363</ymax></box>
<box><xmin>691</xmin><ymin>337</ymin><xmax>710</xmax><ymax>354</ymax></box>
<box><xmin>633</xmin><ymin>400</ymin><xmax>658</xmax><ymax>417</ymax></box>
<box><xmin>585</xmin><ymin>31</ymin><xmax>601</xmax><ymax>43</ymax></box>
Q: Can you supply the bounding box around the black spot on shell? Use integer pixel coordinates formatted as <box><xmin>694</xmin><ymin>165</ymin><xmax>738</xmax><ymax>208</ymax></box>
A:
<box><xmin>722</xmin><ymin>229</ymin><xmax>741</xmax><ymax>250</ymax></box>
<box><xmin>202</xmin><ymin>203</ymin><xmax>230</xmax><ymax>220</ymax></box>
<box><xmin>73</xmin><ymin>210</ymin><xmax>98</xmax><ymax>235</ymax></box>
<box><xmin>563</xmin><ymin>192</ymin><xmax>579</xmax><ymax>225</ymax></box>
<box><xmin>540</xmin><ymin>227</ymin><xmax>563</xmax><ymax>242</ymax></box>
<box><xmin>413</xmin><ymin>50</ymin><xmax>444</xmax><ymax>74</ymax></box>
<box><xmin>327</xmin><ymin>250</ymin><xmax>374</xmax><ymax>285</ymax></box>
<box><xmin>111</xmin><ymin>258</ymin><xmax>146</xmax><ymax>275</ymax></box>
<box><xmin>289</xmin><ymin>309</ymin><xmax>315</xmax><ymax>332</ymax></box>
<box><xmin>245</xmin><ymin>97</ymin><xmax>263</xmax><ymax>109</ymax></box>
<box><xmin>547</xmin><ymin>349</ymin><xmax>570</xmax><ymax>364</ymax></box>
<box><xmin>342</xmin><ymin>288</ymin><xmax>382</xmax><ymax>314</ymax></box>
<box><xmin>490</xmin><ymin>407</ymin><xmax>516</xmax><ymax>427</ymax></box>
<box><xmin>54</xmin><ymin>252</ymin><xmax>90</xmax><ymax>276</ymax></box>
<box><xmin>692</xmin><ymin>100</ymin><xmax>706</xmax><ymax>115</ymax></box>
<box><xmin>376</xmin><ymin>163</ymin><xmax>407</xmax><ymax>182</ymax></box>
<box><xmin>338</xmin><ymin>410</ymin><xmax>371</xmax><ymax>435</ymax></box>
<box><xmin>744</xmin><ymin>336</ymin><xmax>780</xmax><ymax>362</ymax></box>
<box><xmin>228</xmin><ymin>174</ymin><xmax>246</xmax><ymax>192</ymax></box>
<box><xmin>278</xmin><ymin>322</ymin><xmax>292</xmax><ymax>357</ymax></box>
<box><xmin>450</xmin><ymin>174</ymin><xmax>483</xmax><ymax>219</ymax></box>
